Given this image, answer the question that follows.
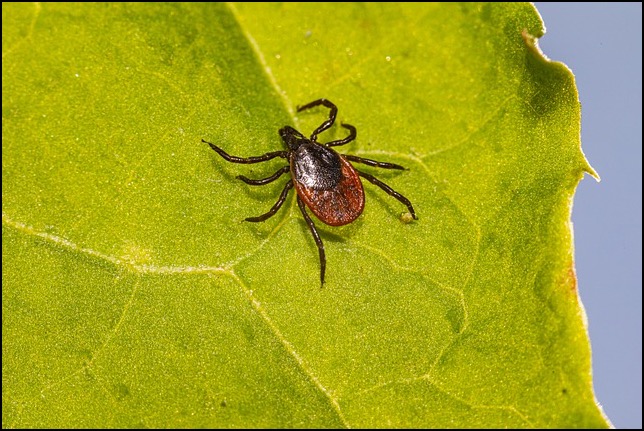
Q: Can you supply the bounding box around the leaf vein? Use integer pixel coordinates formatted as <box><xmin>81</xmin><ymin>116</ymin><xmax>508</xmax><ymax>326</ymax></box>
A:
<box><xmin>354</xmin><ymin>374</ymin><xmax>534</xmax><ymax>426</ymax></box>
<box><xmin>229</xmin><ymin>271</ymin><xmax>351</xmax><ymax>428</ymax></box>
<box><xmin>16</xmin><ymin>278</ymin><xmax>139</xmax><ymax>419</ymax></box>
<box><xmin>2</xmin><ymin>2</ymin><xmax>41</xmax><ymax>59</ymax></box>
<box><xmin>2</xmin><ymin>213</ymin><xmax>231</xmax><ymax>275</ymax></box>
<box><xmin>225</xmin><ymin>2</ymin><xmax>294</xmax><ymax>115</ymax></box>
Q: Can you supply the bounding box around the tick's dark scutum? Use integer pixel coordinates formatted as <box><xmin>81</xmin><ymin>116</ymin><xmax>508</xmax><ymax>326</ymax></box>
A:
<box><xmin>291</xmin><ymin>143</ymin><xmax>343</xmax><ymax>190</ymax></box>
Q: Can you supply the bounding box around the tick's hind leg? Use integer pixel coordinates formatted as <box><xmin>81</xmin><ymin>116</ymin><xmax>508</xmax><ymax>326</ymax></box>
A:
<box><xmin>203</xmin><ymin>139</ymin><xmax>288</xmax><ymax>163</ymax></box>
<box><xmin>296</xmin><ymin>99</ymin><xmax>338</xmax><ymax>143</ymax></box>
<box><xmin>245</xmin><ymin>181</ymin><xmax>294</xmax><ymax>222</ymax></box>
<box><xmin>356</xmin><ymin>170</ymin><xmax>418</xmax><ymax>220</ymax></box>
<box><xmin>297</xmin><ymin>196</ymin><xmax>326</xmax><ymax>286</ymax></box>
<box><xmin>326</xmin><ymin>124</ymin><xmax>357</xmax><ymax>147</ymax></box>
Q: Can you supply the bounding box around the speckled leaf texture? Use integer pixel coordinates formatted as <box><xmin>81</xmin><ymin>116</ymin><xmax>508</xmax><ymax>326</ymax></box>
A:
<box><xmin>2</xmin><ymin>3</ymin><xmax>610</xmax><ymax>428</ymax></box>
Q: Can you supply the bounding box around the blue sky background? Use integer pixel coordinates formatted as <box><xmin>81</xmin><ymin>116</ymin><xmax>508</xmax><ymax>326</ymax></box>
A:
<box><xmin>534</xmin><ymin>3</ymin><xmax>642</xmax><ymax>428</ymax></box>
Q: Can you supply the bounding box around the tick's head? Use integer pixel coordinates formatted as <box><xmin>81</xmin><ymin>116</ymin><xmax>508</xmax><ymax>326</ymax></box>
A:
<box><xmin>279</xmin><ymin>126</ymin><xmax>309</xmax><ymax>151</ymax></box>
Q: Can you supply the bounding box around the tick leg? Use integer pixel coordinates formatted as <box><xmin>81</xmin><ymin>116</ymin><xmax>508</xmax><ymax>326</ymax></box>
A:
<box><xmin>296</xmin><ymin>99</ymin><xmax>338</xmax><ymax>142</ymax></box>
<box><xmin>327</xmin><ymin>123</ymin><xmax>357</xmax><ymax>147</ymax></box>
<box><xmin>203</xmin><ymin>139</ymin><xmax>288</xmax><ymax>163</ymax></box>
<box><xmin>238</xmin><ymin>165</ymin><xmax>290</xmax><ymax>185</ymax></box>
<box><xmin>297</xmin><ymin>196</ymin><xmax>326</xmax><ymax>286</ymax></box>
<box><xmin>344</xmin><ymin>155</ymin><xmax>406</xmax><ymax>170</ymax></box>
<box><xmin>245</xmin><ymin>180</ymin><xmax>294</xmax><ymax>222</ymax></box>
<box><xmin>356</xmin><ymin>170</ymin><xmax>418</xmax><ymax>220</ymax></box>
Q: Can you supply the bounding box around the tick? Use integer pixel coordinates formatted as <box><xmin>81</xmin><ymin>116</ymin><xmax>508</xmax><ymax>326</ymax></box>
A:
<box><xmin>202</xmin><ymin>99</ymin><xmax>417</xmax><ymax>285</ymax></box>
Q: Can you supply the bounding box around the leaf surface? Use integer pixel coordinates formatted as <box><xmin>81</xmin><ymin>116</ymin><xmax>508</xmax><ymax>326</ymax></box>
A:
<box><xmin>2</xmin><ymin>3</ymin><xmax>609</xmax><ymax>428</ymax></box>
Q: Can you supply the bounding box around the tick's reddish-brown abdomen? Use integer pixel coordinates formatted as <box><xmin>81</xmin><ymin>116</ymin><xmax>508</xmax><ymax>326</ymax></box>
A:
<box><xmin>293</xmin><ymin>156</ymin><xmax>365</xmax><ymax>226</ymax></box>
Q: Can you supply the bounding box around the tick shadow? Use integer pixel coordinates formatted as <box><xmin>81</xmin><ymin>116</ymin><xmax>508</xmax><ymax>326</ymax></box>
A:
<box><xmin>295</xmin><ymin>219</ymin><xmax>349</xmax><ymax>245</ymax></box>
<box><xmin>363</xmin><ymin>187</ymin><xmax>407</xmax><ymax>220</ymax></box>
<box><xmin>295</xmin><ymin>213</ymin><xmax>366</xmax><ymax>245</ymax></box>
<box><xmin>207</xmin><ymin>156</ymin><xmax>290</xmax><ymax>201</ymax></box>
<box><xmin>359</xmin><ymin>168</ymin><xmax>416</xmax><ymax>220</ymax></box>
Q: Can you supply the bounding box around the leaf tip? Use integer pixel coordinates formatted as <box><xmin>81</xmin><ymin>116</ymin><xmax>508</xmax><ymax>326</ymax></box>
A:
<box><xmin>585</xmin><ymin>164</ymin><xmax>601</xmax><ymax>183</ymax></box>
<box><xmin>581</xmin><ymin>152</ymin><xmax>600</xmax><ymax>182</ymax></box>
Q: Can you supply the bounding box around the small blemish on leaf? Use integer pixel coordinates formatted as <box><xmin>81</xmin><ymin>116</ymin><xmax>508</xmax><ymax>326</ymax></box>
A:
<box><xmin>114</xmin><ymin>383</ymin><xmax>130</xmax><ymax>401</ymax></box>
<box><xmin>558</xmin><ymin>260</ymin><xmax>578</xmax><ymax>292</ymax></box>
<box><xmin>220</xmin><ymin>399</ymin><xmax>227</xmax><ymax>408</ymax></box>
<box><xmin>78</xmin><ymin>348</ymin><xmax>93</xmax><ymax>364</ymax></box>
<box><xmin>445</xmin><ymin>306</ymin><xmax>465</xmax><ymax>334</ymax></box>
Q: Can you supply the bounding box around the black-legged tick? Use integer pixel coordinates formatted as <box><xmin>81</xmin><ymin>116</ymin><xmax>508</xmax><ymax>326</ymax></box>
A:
<box><xmin>203</xmin><ymin>99</ymin><xmax>417</xmax><ymax>285</ymax></box>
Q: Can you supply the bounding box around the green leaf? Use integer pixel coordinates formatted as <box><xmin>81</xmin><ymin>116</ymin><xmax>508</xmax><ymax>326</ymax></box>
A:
<box><xmin>2</xmin><ymin>2</ymin><xmax>609</xmax><ymax>428</ymax></box>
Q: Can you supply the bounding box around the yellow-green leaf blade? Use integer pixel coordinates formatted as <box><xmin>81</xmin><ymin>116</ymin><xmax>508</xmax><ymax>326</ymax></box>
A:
<box><xmin>2</xmin><ymin>2</ymin><xmax>609</xmax><ymax>428</ymax></box>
